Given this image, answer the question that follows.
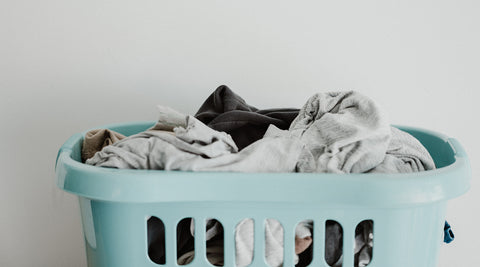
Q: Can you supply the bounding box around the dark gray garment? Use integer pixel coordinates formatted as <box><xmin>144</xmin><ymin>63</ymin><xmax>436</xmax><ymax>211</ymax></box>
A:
<box><xmin>195</xmin><ymin>85</ymin><xmax>299</xmax><ymax>150</ymax></box>
<box><xmin>326</xmin><ymin>220</ymin><xmax>344</xmax><ymax>266</ymax></box>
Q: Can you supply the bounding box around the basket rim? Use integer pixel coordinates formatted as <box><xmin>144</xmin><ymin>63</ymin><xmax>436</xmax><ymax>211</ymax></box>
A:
<box><xmin>55</xmin><ymin>121</ymin><xmax>471</xmax><ymax>206</ymax></box>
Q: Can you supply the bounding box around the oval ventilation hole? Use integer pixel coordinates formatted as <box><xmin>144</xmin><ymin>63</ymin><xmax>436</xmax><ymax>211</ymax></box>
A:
<box><xmin>177</xmin><ymin>217</ymin><xmax>195</xmax><ymax>265</ymax></box>
<box><xmin>295</xmin><ymin>220</ymin><xmax>313</xmax><ymax>267</ymax></box>
<box><xmin>206</xmin><ymin>218</ymin><xmax>224</xmax><ymax>266</ymax></box>
<box><xmin>235</xmin><ymin>218</ymin><xmax>254</xmax><ymax>267</ymax></box>
<box><xmin>147</xmin><ymin>216</ymin><xmax>166</xmax><ymax>265</ymax></box>
<box><xmin>265</xmin><ymin>218</ymin><xmax>284</xmax><ymax>267</ymax></box>
<box><xmin>354</xmin><ymin>220</ymin><xmax>373</xmax><ymax>267</ymax></box>
<box><xmin>325</xmin><ymin>220</ymin><xmax>343</xmax><ymax>267</ymax></box>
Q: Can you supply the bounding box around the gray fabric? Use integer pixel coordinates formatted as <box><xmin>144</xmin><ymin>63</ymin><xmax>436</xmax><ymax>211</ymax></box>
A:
<box><xmin>86</xmin><ymin>106</ymin><xmax>305</xmax><ymax>173</ymax></box>
<box><xmin>369</xmin><ymin>126</ymin><xmax>435</xmax><ymax>173</ymax></box>
<box><xmin>87</xmin><ymin>92</ymin><xmax>434</xmax><ymax>174</ymax></box>
<box><xmin>289</xmin><ymin>91</ymin><xmax>392</xmax><ymax>173</ymax></box>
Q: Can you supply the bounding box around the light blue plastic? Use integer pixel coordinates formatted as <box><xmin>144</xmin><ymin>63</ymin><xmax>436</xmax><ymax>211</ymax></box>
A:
<box><xmin>55</xmin><ymin>122</ymin><xmax>471</xmax><ymax>267</ymax></box>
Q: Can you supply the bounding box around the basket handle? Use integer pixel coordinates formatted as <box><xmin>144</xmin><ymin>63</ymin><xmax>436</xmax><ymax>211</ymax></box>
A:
<box><xmin>55</xmin><ymin>132</ymin><xmax>83</xmax><ymax>169</ymax></box>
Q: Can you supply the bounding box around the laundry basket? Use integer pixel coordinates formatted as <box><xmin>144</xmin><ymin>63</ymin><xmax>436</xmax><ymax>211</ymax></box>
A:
<box><xmin>55</xmin><ymin>121</ymin><xmax>471</xmax><ymax>267</ymax></box>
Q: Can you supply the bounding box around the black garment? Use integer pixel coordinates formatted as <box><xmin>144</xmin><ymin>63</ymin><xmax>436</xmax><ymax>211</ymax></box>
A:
<box><xmin>296</xmin><ymin>239</ymin><xmax>313</xmax><ymax>267</ymax></box>
<box><xmin>195</xmin><ymin>85</ymin><xmax>300</xmax><ymax>150</ymax></box>
<box><xmin>147</xmin><ymin>217</ymin><xmax>194</xmax><ymax>265</ymax></box>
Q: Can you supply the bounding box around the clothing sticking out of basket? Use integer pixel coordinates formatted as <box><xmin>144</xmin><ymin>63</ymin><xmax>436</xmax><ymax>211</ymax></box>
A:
<box><xmin>194</xmin><ymin>85</ymin><xmax>300</xmax><ymax>150</ymax></box>
<box><xmin>81</xmin><ymin>129</ymin><xmax>126</xmax><ymax>162</ymax></box>
<box><xmin>84</xmin><ymin>88</ymin><xmax>436</xmax><ymax>267</ymax></box>
<box><xmin>86</xmin><ymin>90</ymin><xmax>434</xmax><ymax>174</ymax></box>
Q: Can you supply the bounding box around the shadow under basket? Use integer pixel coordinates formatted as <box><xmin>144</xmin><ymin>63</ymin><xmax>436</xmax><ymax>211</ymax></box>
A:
<box><xmin>55</xmin><ymin>121</ymin><xmax>471</xmax><ymax>267</ymax></box>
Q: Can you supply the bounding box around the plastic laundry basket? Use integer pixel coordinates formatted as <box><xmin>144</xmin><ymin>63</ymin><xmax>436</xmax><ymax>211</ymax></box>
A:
<box><xmin>55</xmin><ymin>121</ymin><xmax>471</xmax><ymax>267</ymax></box>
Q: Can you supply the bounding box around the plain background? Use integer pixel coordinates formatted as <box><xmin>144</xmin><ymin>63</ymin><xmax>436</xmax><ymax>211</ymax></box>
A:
<box><xmin>0</xmin><ymin>0</ymin><xmax>478</xmax><ymax>266</ymax></box>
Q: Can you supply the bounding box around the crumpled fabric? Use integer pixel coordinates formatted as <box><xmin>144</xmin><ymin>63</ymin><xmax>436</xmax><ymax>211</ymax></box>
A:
<box><xmin>87</xmin><ymin>90</ymin><xmax>434</xmax><ymax>175</ymax></box>
<box><xmin>195</xmin><ymin>85</ymin><xmax>299</xmax><ymax>150</ymax></box>
<box><xmin>289</xmin><ymin>91</ymin><xmax>392</xmax><ymax>173</ymax></box>
<box><xmin>86</xmin><ymin>106</ymin><xmax>305</xmax><ymax>173</ymax></box>
<box><xmin>369</xmin><ymin>126</ymin><xmax>436</xmax><ymax>173</ymax></box>
<box><xmin>81</xmin><ymin>129</ymin><xmax>126</xmax><ymax>162</ymax></box>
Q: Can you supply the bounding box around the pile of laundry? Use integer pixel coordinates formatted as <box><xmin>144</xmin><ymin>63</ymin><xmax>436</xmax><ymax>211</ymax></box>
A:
<box><xmin>82</xmin><ymin>86</ymin><xmax>436</xmax><ymax>267</ymax></box>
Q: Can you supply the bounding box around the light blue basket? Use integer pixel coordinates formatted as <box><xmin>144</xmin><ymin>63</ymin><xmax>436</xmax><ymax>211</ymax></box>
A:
<box><xmin>55</xmin><ymin>122</ymin><xmax>471</xmax><ymax>267</ymax></box>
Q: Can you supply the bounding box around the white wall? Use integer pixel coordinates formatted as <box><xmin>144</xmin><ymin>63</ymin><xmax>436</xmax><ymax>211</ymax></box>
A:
<box><xmin>1</xmin><ymin>0</ymin><xmax>478</xmax><ymax>266</ymax></box>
